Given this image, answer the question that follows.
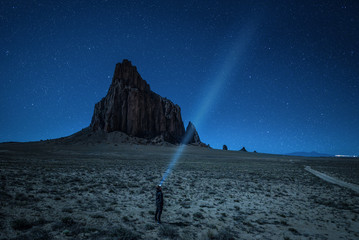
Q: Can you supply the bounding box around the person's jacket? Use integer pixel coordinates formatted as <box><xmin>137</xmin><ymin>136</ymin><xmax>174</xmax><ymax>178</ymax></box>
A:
<box><xmin>156</xmin><ymin>190</ymin><xmax>163</xmax><ymax>208</ymax></box>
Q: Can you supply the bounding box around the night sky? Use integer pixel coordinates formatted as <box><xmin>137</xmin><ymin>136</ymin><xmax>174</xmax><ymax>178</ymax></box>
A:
<box><xmin>1</xmin><ymin>1</ymin><xmax>358</xmax><ymax>155</ymax></box>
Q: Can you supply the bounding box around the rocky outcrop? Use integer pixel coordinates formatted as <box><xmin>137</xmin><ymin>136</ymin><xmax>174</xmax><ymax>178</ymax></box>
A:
<box><xmin>90</xmin><ymin>59</ymin><xmax>186</xmax><ymax>144</ymax></box>
<box><xmin>183</xmin><ymin>122</ymin><xmax>201</xmax><ymax>144</ymax></box>
<box><xmin>240</xmin><ymin>147</ymin><xmax>247</xmax><ymax>152</ymax></box>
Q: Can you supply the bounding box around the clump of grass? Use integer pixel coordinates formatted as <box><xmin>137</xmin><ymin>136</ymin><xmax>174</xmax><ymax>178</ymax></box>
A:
<box><xmin>193</xmin><ymin>212</ymin><xmax>205</xmax><ymax>220</ymax></box>
<box><xmin>29</xmin><ymin>229</ymin><xmax>52</xmax><ymax>240</ymax></box>
<box><xmin>61</xmin><ymin>216</ymin><xmax>75</xmax><ymax>227</ymax></box>
<box><xmin>180</xmin><ymin>201</ymin><xmax>191</xmax><ymax>209</ymax></box>
<box><xmin>105</xmin><ymin>206</ymin><xmax>114</xmax><ymax>212</ymax></box>
<box><xmin>145</xmin><ymin>223</ymin><xmax>155</xmax><ymax>230</ymax></box>
<box><xmin>201</xmin><ymin>228</ymin><xmax>235</xmax><ymax>240</ymax></box>
<box><xmin>111</xmin><ymin>226</ymin><xmax>141</xmax><ymax>240</ymax></box>
<box><xmin>15</xmin><ymin>192</ymin><xmax>28</xmax><ymax>201</ymax></box>
<box><xmin>200</xmin><ymin>229</ymin><xmax>218</xmax><ymax>240</ymax></box>
<box><xmin>182</xmin><ymin>212</ymin><xmax>190</xmax><ymax>217</ymax></box>
<box><xmin>288</xmin><ymin>227</ymin><xmax>300</xmax><ymax>235</ymax></box>
<box><xmin>122</xmin><ymin>216</ymin><xmax>130</xmax><ymax>222</ymax></box>
<box><xmin>91</xmin><ymin>213</ymin><xmax>105</xmax><ymax>219</ymax></box>
<box><xmin>159</xmin><ymin>225</ymin><xmax>179</xmax><ymax>239</ymax></box>
<box><xmin>62</xmin><ymin>208</ymin><xmax>73</xmax><ymax>213</ymax></box>
<box><xmin>11</xmin><ymin>218</ymin><xmax>33</xmax><ymax>230</ymax></box>
<box><xmin>34</xmin><ymin>217</ymin><xmax>48</xmax><ymax>226</ymax></box>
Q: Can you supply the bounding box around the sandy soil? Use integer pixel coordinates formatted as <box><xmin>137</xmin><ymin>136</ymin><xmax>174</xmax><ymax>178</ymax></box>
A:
<box><xmin>0</xmin><ymin>141</ymin><xmax>358</xmax><ymax>240</ymax></box>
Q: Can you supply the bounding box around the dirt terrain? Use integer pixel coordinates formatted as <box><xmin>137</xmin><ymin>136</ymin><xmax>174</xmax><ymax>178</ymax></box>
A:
<box><xmin>0</xmin><ymin>141</ymin><xmax>358</xmax><ymax>239</ymax></box>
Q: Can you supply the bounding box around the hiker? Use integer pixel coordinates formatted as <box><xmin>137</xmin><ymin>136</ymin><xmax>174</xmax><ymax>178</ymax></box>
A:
<box><xmin>155</xmin><ymin>185</ymin><xmax>164</xmax><ymax>224</ymax></box>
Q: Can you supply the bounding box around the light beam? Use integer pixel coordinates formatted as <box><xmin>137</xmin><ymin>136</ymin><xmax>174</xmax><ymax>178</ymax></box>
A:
<box><xmin>159</xmin><ymin>22</ymin><xmax>257</xmax><ymax>186</ymax></box>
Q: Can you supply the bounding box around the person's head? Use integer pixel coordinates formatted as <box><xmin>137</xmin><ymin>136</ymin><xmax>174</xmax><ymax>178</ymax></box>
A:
<box><xmin>156</xmin><ymin>185</ymin><xmax>162</xmax><ymax>191</ymax></box>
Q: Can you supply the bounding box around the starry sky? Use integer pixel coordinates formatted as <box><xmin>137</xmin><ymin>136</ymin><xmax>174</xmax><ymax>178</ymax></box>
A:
<box><xmin>1</xmin><ymin>0</ymin><xmax>358</xmax><ymax>155</ymax></box>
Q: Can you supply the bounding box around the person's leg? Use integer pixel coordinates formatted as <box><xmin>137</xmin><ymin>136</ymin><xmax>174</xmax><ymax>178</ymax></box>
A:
<box><xmin>155</xmin><ymin>207</ymin><xmax>159</xmax><ymax>221</ymax></box>
<box><xmin>158</xmin><ymin>208</ymin><xmax>162</xmax><ymax>223</ymax></box>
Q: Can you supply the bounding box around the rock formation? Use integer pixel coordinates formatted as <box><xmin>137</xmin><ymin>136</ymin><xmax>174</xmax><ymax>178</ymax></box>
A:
<box><xmin>240</xmin><ymin>147</ymin><xmax>247</xmax><ymax>152</ymax></box>
<box><xmin>184</xmin><ymin>121</ymin><xmax>201</xmax><ymax>144</ymax></box>
<box><xmin>90</xmin><ymin>59</ymin><xmax>186</xmax><ymax>144</ymax></box>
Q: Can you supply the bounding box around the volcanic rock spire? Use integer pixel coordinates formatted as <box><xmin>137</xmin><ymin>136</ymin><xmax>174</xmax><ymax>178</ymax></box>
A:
<box><xmin>184</xmin><ymin>121</ymin><xmax>201</xmax><ymax>144</ymax></box>
<box><xmin>90</xmin><ymin>59</ymin><xmax>186</xmax><ymax>144</ymax></box>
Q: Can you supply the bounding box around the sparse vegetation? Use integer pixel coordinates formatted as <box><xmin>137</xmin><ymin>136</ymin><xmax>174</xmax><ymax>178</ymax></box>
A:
<box><xmin>0</xmin><ymin>142</ymin><xmax>358</xmax><ymax>239</ymax></box>
<box><xmin>11</xmin><ymin>218</ymin><xmax>33</xmax><ymax>230</ymax></box>
<box><xmin>159</xmin><ymin>224</ymin><xmax>179</xmax><ymax>239</ymax></box>
<box><xmin>61</xmin><ymin>216</ymin><xmax>75</xmax><ymax>226</ymax></box>
<box><xmin>111</xmin><ymin>226</ymin><xmax>141</xmax><ymax>240</ymax></box>
<box><xmin>193</xmin><ymin>211</ymin><xmax>205</xmax><ymax>219</ymax></box>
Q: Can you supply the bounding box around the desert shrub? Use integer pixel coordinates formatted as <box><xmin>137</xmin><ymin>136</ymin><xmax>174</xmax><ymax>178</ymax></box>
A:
<box><xmin>217</xmin><ymin>228</ymin><xmax>235</xmax><ymax>240</ymax></box>
<box><xmin>33</xmin><ymin>217</ymin><xmax>47</xmax><ymax>226</ymax></box>
<box><xmin>288</xmin><ymin>227</ymin><xmax>300</xmax><ymax>235</ymax></box>
<box><xmin>159</xmin><ymin>225</ymin><xmax>179</xmax><ymax>239</ymax></box>
<box><xmin>10</xmin><ymin>228</ymin><xmax>52</xmax><ymax>240</ymax></box>
<box><xmin>11</xmin><ymin>218</ymin><xmax>33</xmax><ymax>230</ymax></box>
<box><xmin>232</xmin><ymin>215</ymin><xmax>245</xmax><ymax>221</ymax></box>
<box><xmin>91</xmin><ymin>213</ymin><xmax>105</xmax><ymax>219</ymax></box>
<box><xmin>200</xmin><ymin>228</ymin><xmax>235</xmax><ymax>240</ymax></box>
<box><xmin>105</xmin><ymin>206</ymin><xmax>114</xmax><ymax>212</ymax></box>
<box><xmin>61</xmin><ymin>216</ymin><xmax>75</xmax><ymax>226</ymax></box>
<box><xmin>280</xmin><ymin>220</ymin><xmax>288</xmax><ymax>226</ymax></box>
<box><xmin>200</xmin><ymin>229</ymin><xmax>218</xmax><ymax>240</ymax></box>
<box><xmin>122</xmin><ymin>216</ymin><xmax>130</xmax><ymax>222</ymax></box>
<box><xmin>180</xmin><ymin>201</ymin><xmax>191</xmax><ymax>209</ymax></box>
<box><xmin>111</xmin><ymin>226</ymin><xmax>141</xmax><ymax>240</ymax></box>
<box><xmin>0</xmin><ymin>190</ymin><xmax>12</xmax><ymax>200</ymax></box>
<box><xmin>193</xmin><ymin>212</ymin><xmax>205</xmax><ymax>219</ymax></box>
<box><xmin>145</xmin><ymin>223</ymin><xmax>155</xmax><ymax>230</ymax></box>
<box><xmin>28</xmin><ymin>229</ymin><xmax>52</xmax><ymax>240</ymax></box>
<box><xmin>182</xmin><ymin>212</ymin><xmax>190</xmax><ymax>217</ymax></box>
<box><xmin>62</xmin><ymin>208</ymin><xmax>73</xmax><ymax>213</ymax></box>
<box><xmin>15</xmin><ymin>192</ymin><xmax>28</xmax><ymax>201</ymax></box>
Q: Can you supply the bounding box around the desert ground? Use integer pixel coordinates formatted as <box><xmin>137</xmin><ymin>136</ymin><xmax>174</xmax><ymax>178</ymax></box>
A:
<box><xmin>0</xmin><ymin>141</ymin><xmax>358</xmax><ymax>240</ymax></box>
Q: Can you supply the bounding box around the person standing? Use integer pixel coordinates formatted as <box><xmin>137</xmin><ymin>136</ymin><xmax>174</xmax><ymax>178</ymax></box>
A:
<box><xmin>155</xmin><ymin>185</ymin><xmax>164</xmax><ymax>224</ymax></box>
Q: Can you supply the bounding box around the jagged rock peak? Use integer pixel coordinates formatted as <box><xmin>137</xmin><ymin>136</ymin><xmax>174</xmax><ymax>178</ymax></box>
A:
<box><xmin>112</xmin><ymin>59</ymin><xmax>150</xmax><ymax>91</ymax></box>
<box><xmin>184</xmin><ymin>121</ymin><xmax>201</xmax><ymax>144</ymax></box>
<box><xmin>90</xmin><ymin>60</ymin><xmax>186</xmax><ymax>144</ymax></box>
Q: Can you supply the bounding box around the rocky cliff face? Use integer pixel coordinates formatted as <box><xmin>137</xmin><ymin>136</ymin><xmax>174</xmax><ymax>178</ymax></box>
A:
<box><xmin>90</xmin><ymin>59</ymin><xmax>186</xmax><ymax>144</ymax></box>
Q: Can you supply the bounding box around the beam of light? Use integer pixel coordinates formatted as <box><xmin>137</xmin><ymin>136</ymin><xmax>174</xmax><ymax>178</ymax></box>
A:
<box><xmin>159</xmin><ymin>22</ymin><xmax>258</xmax><ymax>186</ymax></box>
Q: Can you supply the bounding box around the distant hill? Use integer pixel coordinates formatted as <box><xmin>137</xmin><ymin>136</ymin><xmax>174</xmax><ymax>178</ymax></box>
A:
<box><xmin>285</xmin><ymin>151</ymin><xmax>333</xmax><ymax>157</ymax></box>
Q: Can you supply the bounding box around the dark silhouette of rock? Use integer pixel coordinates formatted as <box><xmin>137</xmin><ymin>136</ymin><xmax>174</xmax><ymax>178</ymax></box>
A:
<box><xmin>90</xmin><ymin>59</ymin><xmax>186</xmax><ymax>144</ymax></box>
<box><xmin>183</xmin><ymin>121</ymin><xmax>201</xmax><ymax>144</ymax></box>
<box><xmin>223</xmin><ymin>145</ymin><xmax>228</xmax><ymax>150</ymax></box>
<box><xmin>240</xmin><ymin>147</ymin><xmax>247</xmax><ymax>152</ymax></box>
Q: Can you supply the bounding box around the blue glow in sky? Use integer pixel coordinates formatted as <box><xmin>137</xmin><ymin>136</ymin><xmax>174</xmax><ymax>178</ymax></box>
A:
<box><xmin>1</xmin><ymin>1</ymin><xmax>358</xmax><ymax>155</ymax></box>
